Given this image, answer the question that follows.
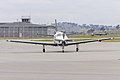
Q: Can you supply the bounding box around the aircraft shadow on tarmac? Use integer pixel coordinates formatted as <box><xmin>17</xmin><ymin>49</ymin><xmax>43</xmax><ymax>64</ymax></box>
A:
<box><xmin>6</xmin><ymin>49</ymin><xmax>120</xmax><ymax>54</ymax></box>
<box><xmin>7</xmin><ymin>51</ymin><xmax>75</xmax><ymax>54</ymax></box>
<box><xmin>80</xmin><ymin>50</ymin><xmax>120</xmax><ymax>53</ymax></box>
<box><xmin>45</xmin><ymin>50</ymin><xmax>120</xmax><ymax>53</ymax></box>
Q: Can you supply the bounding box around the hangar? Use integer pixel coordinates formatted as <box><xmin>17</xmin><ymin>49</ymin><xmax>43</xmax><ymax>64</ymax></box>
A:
<box><xmin>0</xmin><ymin>17</ymin><xmax>55</xmax><ymax>37</ymax></box>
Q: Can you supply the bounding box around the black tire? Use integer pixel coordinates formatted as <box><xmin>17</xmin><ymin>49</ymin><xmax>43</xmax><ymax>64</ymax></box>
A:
<box><xmin>76</xmin><ymin>48</ymin><xmax>79</xmax><ymax>52</ymax></box>
<box><xmin>43</xmin><ymin>49</ymin><xmax>45</xmax><ymax>52</ymax></box>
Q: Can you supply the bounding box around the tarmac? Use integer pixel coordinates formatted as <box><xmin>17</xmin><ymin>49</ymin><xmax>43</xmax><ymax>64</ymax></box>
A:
<box><xmin>0</xmin><ymin>40</ymin><xmax>120</xmax><ymax>80</ymax></box>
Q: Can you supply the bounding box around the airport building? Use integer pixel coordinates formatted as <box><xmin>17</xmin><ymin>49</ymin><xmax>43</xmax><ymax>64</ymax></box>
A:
<box><xmin>0</xmin><ymin>17</ymin><xmax>55</xmax><ymax>37</ymax></box>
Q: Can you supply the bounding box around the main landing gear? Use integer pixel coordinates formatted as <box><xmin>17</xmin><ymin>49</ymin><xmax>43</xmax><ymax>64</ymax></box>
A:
<box><xmin>43</xmin><ymin>45</ymin><xmax>45</xmax><ymax>52</ymax></box>
<box><xmin>42</xmin><ymin>44</ymin><xmax>79</xmax><ymax>53</ymax></box>
<box><xmin>76</xmin><ymin>44</ymin><xmax>79</xmax><ymax>52</ymax></box>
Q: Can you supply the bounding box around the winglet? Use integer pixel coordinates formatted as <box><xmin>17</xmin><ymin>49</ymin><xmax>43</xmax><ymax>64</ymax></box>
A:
<box><xmin>6</xmin><ymin>40</ymin><xmax>11</xmax><ymax>42</ymax></box>
<box><xmin>98</xmin><ymin>38</ymin><xmax>112</xmax><ymax>42</ymax></box>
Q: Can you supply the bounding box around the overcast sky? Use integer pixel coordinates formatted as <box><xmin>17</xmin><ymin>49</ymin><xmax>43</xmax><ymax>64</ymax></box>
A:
<box><xmin>0</xmin><ymin>0</ymin><xmax>120</xmax><ymax>25</ymax></box>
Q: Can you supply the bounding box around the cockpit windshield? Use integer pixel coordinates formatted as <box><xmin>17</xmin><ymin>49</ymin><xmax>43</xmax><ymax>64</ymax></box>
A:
<box><xmin>57</xmin><ymin>34</ymin><xmax>62</xmax><ymax>36</ymax></box>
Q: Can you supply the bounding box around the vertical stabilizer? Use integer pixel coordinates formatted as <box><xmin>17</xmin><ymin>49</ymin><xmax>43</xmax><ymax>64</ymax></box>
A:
<box><xmin>55</xmin><ymin>19</ymin><xmax>58</xmax><ymax>32</ymax></box>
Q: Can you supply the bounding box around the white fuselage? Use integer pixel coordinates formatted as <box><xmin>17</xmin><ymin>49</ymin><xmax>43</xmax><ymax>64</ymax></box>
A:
<box><xmin>54</xmin><ymin>31</ymin><xmax>68</xmax><ymax>44</ymax></box>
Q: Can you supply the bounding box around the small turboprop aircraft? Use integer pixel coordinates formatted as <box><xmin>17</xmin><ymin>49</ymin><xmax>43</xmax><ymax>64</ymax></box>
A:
<box><xmin>91</xmin><ymin>32</ymin><xmax>107</xmax><ymax>36</ymax></box>
<box><xmin>8</xmin><ymin>31</ymin><xmax>112</xmax><ymax>52</ymax></box>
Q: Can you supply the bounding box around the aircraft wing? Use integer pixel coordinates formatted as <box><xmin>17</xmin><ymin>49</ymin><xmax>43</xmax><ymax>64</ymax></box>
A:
<box><xmin>66</xmin><ymin>38</ymin><xmax>112</xmax><ymax>46</ymax></box>
<box><xmin>9</xmin><ymin>40</ymin><xmax>57</xmax><ymax>46</ymax></box>
<box><xmin>8</xmin><ymin>38</ymin><xmax>112</xmax><ymax>46</ymax></box>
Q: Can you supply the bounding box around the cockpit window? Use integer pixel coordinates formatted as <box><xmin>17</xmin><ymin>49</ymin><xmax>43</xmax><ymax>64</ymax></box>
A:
<box><xmin>57</xmin><ymin>34</ymin><xmax>62</xmax><ymax>36</ymax></box>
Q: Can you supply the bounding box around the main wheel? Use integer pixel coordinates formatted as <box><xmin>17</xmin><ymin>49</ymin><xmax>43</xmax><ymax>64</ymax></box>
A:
<box><xmin>76</xmin><ymin>48</ymin><xmax>79</xmax><ymax>52</ymax></box>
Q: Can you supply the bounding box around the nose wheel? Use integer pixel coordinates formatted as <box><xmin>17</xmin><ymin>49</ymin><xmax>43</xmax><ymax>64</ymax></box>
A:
<box><xmin>43</xmin><ymin>49</ymin><xmax>45</xmax><ymax>52</ymax></box>
<box><xmin>62</xmin><ymin>45</ymin><xmax>65</xmax><ymax>53</ymax></box>
<box><xmin>62</xmin><ymin>50</ymin><xmax>64</xmax><ymax>53</ymax></box>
